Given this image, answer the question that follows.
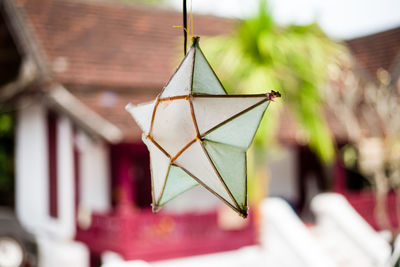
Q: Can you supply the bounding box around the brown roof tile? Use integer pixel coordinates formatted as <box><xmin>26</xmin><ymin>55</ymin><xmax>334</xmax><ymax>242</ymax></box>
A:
<box><xmin>347</xmin><ymin>27</ymin><xmax>400</xmax><ymax>77</ymax></box>
<box><xmin>15</xmin><ymin>0</ymin><xmax>235</xmax><ymax>141</ymax></box>
<box><xmin>16</xmin><ymin>0</ymin><xmax>235</xmax><ymax>89</ymax></box>
<box><xmin>16</xmin><ymin>0</ymin><xmax>395</xmax><ymax>144</ymax></box>
<box><xmin>70</xmin><ymin>87</ymin><xmax>155</xmax><ymax>141</ymax></box>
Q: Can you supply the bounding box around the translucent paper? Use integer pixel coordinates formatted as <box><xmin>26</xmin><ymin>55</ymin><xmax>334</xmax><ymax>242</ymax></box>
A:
<box><xmin>126</xmin><ymin>37</ymin><xmax>276</xmax><ymax>217</ymax></box>
<box><xmin>204</xmin><ymin>101</ymin><xmax>271</xmax><ymax>150</ymax></box>
<box><xmin>160</xmin><ymin>48</ymin><xmax>194</xmax><ymax>99</ymax></box>
<box><xmin>203</xmin><ymin>141</ymin><xmax>246</xmax><ymax>209</ymax></box>
<box><xmin>147</xmin><ymin>140</ymin><xmax>170</xmax><ymax>202</ymax></box>
<box><xmin>152</xmin><ymin>99</ymin><xmax>197</xmax><ymax>157</ymax></box>
<box><xmin>192</xmin><ymin>48</ymin><xmax>226</xmax><ymax>95</ymax></box>
<box><xmin>192</xmin><ymin>96</ymin><xmax>267</xmax><ymax>135</ymax></box>
<box><xmin>174</xmin><ymin>140</ymin><xmax>236</xmax><ymax>208</ymax></box>
<box><xmin>159</xmin><ymin>165</ymin><xmax>198</xmax><ymax>206</ymax></box>
<box><xmin>125</xmin><ymin>100</ymin><xmax>156</xmax><ymax>135</ymax></box>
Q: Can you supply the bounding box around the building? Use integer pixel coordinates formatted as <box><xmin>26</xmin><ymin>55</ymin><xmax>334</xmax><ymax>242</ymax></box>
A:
<box><xmin>0</xmin><ymin>0</ymin><xmax>255</xmax><ymax>265</ymax></box>
<box><xmin>1</xmin><ymin>0</ymin><xmax>399</xmax><ymax>265</ymax></box>
<box><xmin>268</xmin><ymin>26</ymin><xmax>400</xmax><ymax>229</ymax></box>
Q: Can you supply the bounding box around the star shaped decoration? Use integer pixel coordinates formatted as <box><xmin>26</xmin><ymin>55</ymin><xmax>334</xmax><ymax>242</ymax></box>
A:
<box><xmin>126</xmin><ymin>37</ymin><xmax>280</xmax><ymax>218</ymax></box>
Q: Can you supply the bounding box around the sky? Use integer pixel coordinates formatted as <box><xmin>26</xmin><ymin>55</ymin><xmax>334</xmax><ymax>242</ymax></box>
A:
<box><xmin>166</xmin><ymin>0</ymin><xmax>400</xmax><ymax>40</ymax></box>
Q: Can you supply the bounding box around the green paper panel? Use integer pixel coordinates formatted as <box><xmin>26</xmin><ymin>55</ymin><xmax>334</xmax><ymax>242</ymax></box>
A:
<box><xmin>174</xmin><ymin>140</ymin><xmax>237</xmax><ymax>208</ymax></box>
<box><xmin>192</xmin><ymin>96</ymin><xmax>267</xmax><ymax>136</ymax></box>
<box><xmin>204</xmin><ymin>101</ymin><xmax>270</xmax><ymax>150</ymax></box>
<box><xmin>192</xmin><ymin>47</ymin><xmax>226</xmax><ymax>95</ymax></box>
<box><xmin>204</xmin><ymin>141</ymin><xmax>247</xmax><ymax>209</ymax></box>
<box><xmin>159</xmin><ymin>165</ymin><xmax>199</xmax><ymax>206</ymax></box>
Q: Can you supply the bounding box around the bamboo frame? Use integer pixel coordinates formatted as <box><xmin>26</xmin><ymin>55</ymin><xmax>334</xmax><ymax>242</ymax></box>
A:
<box><xmin>128</xmin><ymin>37</ymin><xmax>278</xmax><ymax>218</ymax></box>
<box><xmin>193</xmin><ymin>38</ymin><xmax>228</xmax><ymax>95</ymax></box>
<box><xmin>199</xmin><ymin>98</ymin><xmax>270</xmax><ymax>137</ymax></box>
<box><xmin>199</xmin><ymin>140</ymin><xmax>241</xmax><ymax>210</ymax></box>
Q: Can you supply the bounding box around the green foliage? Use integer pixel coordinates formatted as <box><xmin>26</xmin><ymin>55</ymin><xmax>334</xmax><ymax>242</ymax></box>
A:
<box><xmin>0</xmin><ymin>113</ymin><xmax>14</xmax><ymax>208</ymax></box>
<box><xmin>202</xmin><ymin>0</ymin><xmax>342</xmax><ymax>162</ymax></box>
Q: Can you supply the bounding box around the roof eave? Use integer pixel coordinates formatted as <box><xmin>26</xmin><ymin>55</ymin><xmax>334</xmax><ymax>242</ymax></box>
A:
<box><xmin>47</xmin><ymin>84</ymin><xmax>123</xmax><ymax>144</ymax></box>
<box><xmin>0</xmin><ymin>58</ymin><xmax>39</xmax><ymax>102</ymax></box>
<box><xmin>2</xmin><ymin>0</ymin><xmax>50</xmax><ymax>78</ymax></box>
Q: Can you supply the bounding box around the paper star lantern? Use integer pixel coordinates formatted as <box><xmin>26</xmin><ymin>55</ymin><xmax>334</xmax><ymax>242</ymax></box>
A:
<box><xmin>126</xmin><ymin>37</ymin><xmax>279</xmax><ymax>218</ymax></box>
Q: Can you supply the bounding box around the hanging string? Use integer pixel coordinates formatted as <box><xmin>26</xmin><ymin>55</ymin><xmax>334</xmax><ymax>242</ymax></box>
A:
<box><xmin>173</xmin><ymin>0</ymin><xmax>194</xmax><ymax>55</ymax></box>
<box><xmin>188</xmin><ymin>0</ymin><xmax>194</xmax><ymax>39</ymax></box>
<box><xmin>183</xmin><ymin>0</ymin><xmax>187</xmax><ymax>55</ymax></box>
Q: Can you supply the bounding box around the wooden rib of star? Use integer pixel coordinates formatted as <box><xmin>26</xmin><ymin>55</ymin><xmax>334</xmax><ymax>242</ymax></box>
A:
<box><xmin>144</xmin><ymin>91</ymin><xmax>280</xmax><ymax>218</ymax></box>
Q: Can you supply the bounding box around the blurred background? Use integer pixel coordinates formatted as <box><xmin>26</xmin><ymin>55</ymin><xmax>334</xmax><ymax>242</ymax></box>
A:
<box><xmin>0</xmin><ymin>0</ymin><xmax>399</xmax><ymax>266</ymax></box>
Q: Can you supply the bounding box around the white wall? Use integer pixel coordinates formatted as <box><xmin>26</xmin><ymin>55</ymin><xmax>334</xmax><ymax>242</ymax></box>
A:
<box><xmin>76</xmin><ymin>131</ymin><xmax>111</xmax><ymax>213</ymax></box>
<box><xmin>16</xmin><ymin>100</ymin><xmax>76</xmax><ymax>240</ymax></box>
<box><xmin>266</xmin><ymin>145</ymin><xmax>297</xmax><ymax>202</ymax></box>
<box><xmin>16</xmin><ymin>99</ymin><xmax>48</xmax><ymax>234</ymax></box>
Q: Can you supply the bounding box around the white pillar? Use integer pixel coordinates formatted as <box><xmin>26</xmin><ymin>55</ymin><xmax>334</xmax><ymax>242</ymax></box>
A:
<box><xmin>77</xmin><ymin>131</ymin><xmax>111</xmax><ymax>213</ymax></box>
<box><xmin>16</xmin><ymin>100</ymin><xmax>48</xmax><ymax>234</ymax></box>
<box><xmin>16</xmin><ymin>100</ymin><xmax>76</xmax><ymax>240</ymax></box>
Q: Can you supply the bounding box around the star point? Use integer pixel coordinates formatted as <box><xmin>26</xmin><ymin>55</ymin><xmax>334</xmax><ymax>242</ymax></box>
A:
<box><xmin>126</xmin><ymin>38</ymin><xmax>278</xmax><ymax>217</ymax></box>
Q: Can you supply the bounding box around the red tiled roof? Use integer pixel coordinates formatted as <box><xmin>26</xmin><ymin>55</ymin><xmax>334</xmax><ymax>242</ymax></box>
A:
<box><xmin>14</xmin><ymin>0</ymin><xmax>236</xmax><ymax>141</ymax></box>
<box><xmin>14</xmin><ymin>0</ymin><xmax>398</xmax><ymax>144</ymax></box>
<box><xmin>16</xmin><ymin>0</ymin><xmax>235</xmax><ymax>89</ymax></box>
<box><xmin>347</xmin><ymin>27</ymin><xmax>400</xmax><ymax>77</ymax></box>
<box><xmin>70</xmin><ymin>87</ymin><xmax>154</xmax><ymax>141</ymax></box>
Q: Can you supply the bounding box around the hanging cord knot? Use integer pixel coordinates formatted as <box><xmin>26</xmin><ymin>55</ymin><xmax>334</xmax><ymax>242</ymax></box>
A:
<box><xmin>267</xmin><ymin>90</ymin><xmax>281</xmax><ymax>101</ymax></box>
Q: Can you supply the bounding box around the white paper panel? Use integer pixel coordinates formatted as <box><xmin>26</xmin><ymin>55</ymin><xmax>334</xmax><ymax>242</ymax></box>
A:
<box><xmin>160</xmin><ymin>47</ymin><xmax>194</xmax><ymax>99</ymax></box>
<box><xmin>152</xmin><ymin>99</ymin><xmax>197</xmax><ymax>157</ymax></box>
<box><xmin>148</xmin><ymin>139</ymin><xmax>171</xmax><ymax>204</ymax></box>
<box><xmin>192</xmin><ymin>96</ymin><xmax>267</xmax><ymax>135</ymax></box>
<box><xmin>125</xmin><ymin>100</ymin><xmax>156</xmax><ymax>135</ymax></box>
<box><xmin>174</xmin><ymin>140</ymin><xmax>236</xmax><ymax>208</ymax></box>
